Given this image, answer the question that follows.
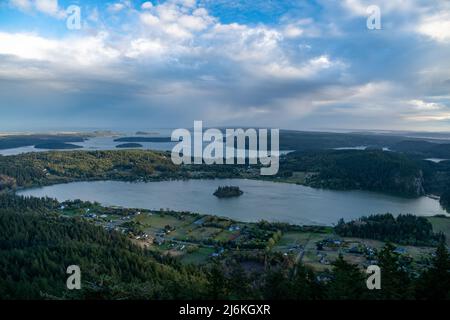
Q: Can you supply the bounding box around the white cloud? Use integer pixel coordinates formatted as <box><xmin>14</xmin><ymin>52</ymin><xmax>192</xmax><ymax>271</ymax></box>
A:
<box><xmin>87</xmin><ymin>7</ymin><xmax>100</xmax><ymax>22</ymax></box>
<box><xmin>0</xmin><ymin>32</ymin><xmax>58</xmax><ymax>60</ymax></box>
<box><xmin>141</xmin><ymin>2</ymin><xmax>153</xmax><ymax>10</ymax></box>
<box><xmin>206</xmin><ymin>23</ymin><xmax>282</xmax><ymax>63</ymax></box>
<box><xmin>35</xmin><ymin>0</ymin><xmax>61</xmax><ymax>17</ymax></box>
<box><xmin>417</xmin><ymin>11</ymin><xmax>450</xmax><ymax>43</ymax></box>
<box><xmin>125</xmin><ymin>38</ymin><xmax>166</xmax><ymax>58</ymax></box>
<box><xmin>140</xmin><ymin>13</ymin><xmax>160</xmax><ymax>26</ymax></box>
<box><xmin>9</xmin><ymin>0</ymin><xmax>65</xmax><ymax>18</ymax></box>
<box><xmin>403</xmin><ymin>99</ymin><xmax>450</xmax><ymax>122</ymax></box>
<box><xmin>0</xmin><ymin>32</ymin><xmax>120</xmax><ymax>66</ymax></box>
<box><xmin>341</xmin><ymin>0</ymin><xmax>418</xmax><ymax>16</ymax></box>
<box><xmin>139</xmin><ymin>1</ymin><xmax>214</xmax><ymax>40</ymax></box>
<box><xmin>9</xmin><ymin>0</ymin><xmax>32</xmax><ymax>11</ymax></box>
<box><xmin>409</xmin><ymin>99</ymin><xmax>443</xmax><ymax>111</ymax></box>
<box><xmin>405</xmin><ymin>113</ymin><xmax>450</xmax><ymax>122</ymax></box>
<box><xmin>107</xmin><ymin>2</ymin><xmax>126</xmax><ymax>13</ymax></box>
<box><xmin>261</xmin><ymin>55</ymin><xmax>340</xmax><ymax>79</ymax></box>
<box><xmin>283</xmin><ymin>25</ymin><xmax>303</xmax><ymax>38</ymax></box>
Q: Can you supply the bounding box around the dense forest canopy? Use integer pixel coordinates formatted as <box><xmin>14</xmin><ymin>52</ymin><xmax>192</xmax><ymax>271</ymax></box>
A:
<box><xmin>278</xmin><ymin>150</ymin><xmax>425</xmax><ymax>197</ymax></box>
<box><xmin>335</xmin><ymin>214</ymin><xmax>445</xmax><ymax>246</ymax></box>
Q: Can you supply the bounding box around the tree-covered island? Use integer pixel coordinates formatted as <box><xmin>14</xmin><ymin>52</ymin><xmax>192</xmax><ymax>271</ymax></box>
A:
<box><xmin>213</xmin><ymin>186</ymin><xmax>243</xmax><ymax>198</ymax></box>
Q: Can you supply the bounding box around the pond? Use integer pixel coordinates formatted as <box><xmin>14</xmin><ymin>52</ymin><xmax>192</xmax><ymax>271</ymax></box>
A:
<box><xmin>17</xmin><ymin>179</ymin><xmax>448</xmax><ymax>226</ymax></box>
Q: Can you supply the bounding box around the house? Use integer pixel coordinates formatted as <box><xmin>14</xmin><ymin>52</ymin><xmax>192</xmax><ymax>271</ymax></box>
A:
<box><xmin>394</xmin><ymin>247</ymin><xmax>407</xmax><ymax>254</ymax></box>
<box><xmin>211</xmin><ymin>248</ymin><xmax>225</xmax><ymax>257</ymax></box>
<box><xmin>348</xmin><ymin>246</ymin><xmax>362</xmax><ymax>254</ymax></box>
<box><xmin>155</xmin><ymin>236</ymin><xmax>165</xmax><ymax>245</ymax></box>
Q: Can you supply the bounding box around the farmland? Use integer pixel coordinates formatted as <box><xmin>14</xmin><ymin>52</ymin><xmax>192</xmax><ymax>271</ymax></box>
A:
<box><xmin>55</xmin><ymin>199</ymin><xmax>445</xmax><ymax>271</ymax></box>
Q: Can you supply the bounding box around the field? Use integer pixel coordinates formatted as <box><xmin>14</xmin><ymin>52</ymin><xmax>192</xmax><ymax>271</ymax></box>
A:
<box><xmin>427</xmin><ymin>216</ymin><xmax>450</xmax><ymax>245</ymax></box>
<box><xmin>56</xmin><ymin>202</ymin><xmax>442</xmax><ymax>272</ymax></box>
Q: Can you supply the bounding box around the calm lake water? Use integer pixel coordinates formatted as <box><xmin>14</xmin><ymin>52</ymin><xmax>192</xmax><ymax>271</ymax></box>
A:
<box><xmin>17</xmin><ymin>179</ymin><xmax>448</xmax><ymax>226</ymax></box>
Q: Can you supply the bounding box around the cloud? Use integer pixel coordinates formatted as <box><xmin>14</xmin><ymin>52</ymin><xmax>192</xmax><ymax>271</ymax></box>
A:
<box><xmin>0</xmin><ymin>32</ymin><xmax>120</xmax><ymax>66</ymax></box>
<box><xmin>141</xmin><ymin>2</ymin><xmax>153</xmax><ymax>10</ymax></box>
<box><xmin>409</xmin><ymin>99</ymin><xmax>443</xmax><ymax>111</ymax></box>
<box><xmin>9</xmin><ymin>0</ymin><xmax>66</xmax><ymax>18</ymax></box>
<box><xmin>259</xmin><ymin>55</ymin><xmax>344</xmax><ymax>79</ymax></box>
<box><xmin>1</xmin><ymin>0</ymin><xmax>450</xmax><ymax>131</ymax></box>
<box><xmin>417</xmin><ymin>11</ymin><xmax>450</xmax><ymax>43</ymax></box>
<box><xmin>403</xmin><ymin>99</ymin><xmax>450</xmax><ymax>122</ymax></box>
<box><xmin>139</xmin><ymin>1</ymin><xmax>215</xmax><ymax>40</ymax></box>
<box><xmin>107</xmin><ymin>2</ymin><xmax>126</xmax><ymax>13</ymax></box>
<box><xmin>9</xmin><ymin>0</ymin><xmax>32</xmax><ymax>11</ymax></box>
<box><xmin>283</xmin><ymin>25</ymin><xmax>304</xmax><ymax>38</ymax></box>
<box><xmin>340</xmin><ymin>0</ymin><xmax>418</xmax><ymax>16</ymax></box>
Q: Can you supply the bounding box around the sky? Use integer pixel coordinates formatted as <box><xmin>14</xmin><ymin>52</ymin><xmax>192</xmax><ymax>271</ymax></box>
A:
<box><xmin>0</xmin><ymin>0</ymin><xmax>450</xmax><ymax>132</ymax></box>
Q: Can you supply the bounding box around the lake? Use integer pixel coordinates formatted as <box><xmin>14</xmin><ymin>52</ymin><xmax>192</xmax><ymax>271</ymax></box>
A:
<box><xmin>17</xmin><ymin>179</ymin><xmax>448</xmax><ymax>226</ymax></box>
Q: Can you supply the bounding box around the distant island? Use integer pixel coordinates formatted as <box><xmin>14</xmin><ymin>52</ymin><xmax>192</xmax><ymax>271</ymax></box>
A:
<box><xmin>114</xmin><ymin>137</ymin><xmax>173</xmax><ymax>143</ymax></box>
<box><xmin>0</xmin><ymin>134</ymin><xmax>86</xmax><ymax>150</ymax></box>
<box><xmin>136</xmin><ymin>131</ymin><xmax>159</xmax><ymax>136</ymax></box>
<box><xmin>34</xmin><ymin>142</ymin><xmax>83</xmax><ymax>150</ymax></box>
<box><xmin>116</xmin><ymin>143</ymin><xmax>143</xmax><ymax>149</ymax></box>
<box><xmin>213</xmin><ymin>186</ymin><xmax>243</xmax><ymax>198</ymax></box>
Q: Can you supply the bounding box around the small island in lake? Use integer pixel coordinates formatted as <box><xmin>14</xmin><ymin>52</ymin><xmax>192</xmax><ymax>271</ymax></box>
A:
<box><xmin>116</xmin><ymin>143</ymin><xmax>143</xmax><ymax>149</ymax></box>
<box><xmin>34</xmin><ymin>142</ymin><xmax>83</xmax><ymax>150</ymax></box>
<box><xmin>213</xmin><ymin>186</ymin><xmax>243</xmax><ymax>198</ymax></box>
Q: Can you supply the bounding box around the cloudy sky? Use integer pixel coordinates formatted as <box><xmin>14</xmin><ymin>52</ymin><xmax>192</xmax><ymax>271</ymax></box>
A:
<box><xmin>0</xmin><ymin>0</ymin><xmax>449</xmax><ymax>131</ymax></box>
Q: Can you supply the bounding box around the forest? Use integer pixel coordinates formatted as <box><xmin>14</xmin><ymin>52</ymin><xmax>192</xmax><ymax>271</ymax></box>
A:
<box><xmin>276</xmin><ymin>150</ymin><xmax>426</xmax><ymax>197</ymax></box>
<box><xmin>334</xmin><ymin>214</ymin><xmax>445</xmax><ymax>246</ymax></box>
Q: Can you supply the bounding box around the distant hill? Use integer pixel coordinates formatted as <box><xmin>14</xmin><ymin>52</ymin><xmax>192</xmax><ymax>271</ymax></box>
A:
<box><xmin>0</xmin><ymin>134</ymin><xmax>85</xmax><ymax>150</ymax></box>
<box><xmin>136</xmin><ymin>131</ymin><xmax>159</xmax><ymax>135</ymax></box>
<box><xmin>392</xmin><ymin>140</ymin><xmax>450</xmax><ymax>158</ymax></box>
<box><xmin>279</xmin><ymin>130</ymin><xmax>408</xmax><ymax>151</ymax></box>
<box><xmin>392</xmin><ymin>140</ymin><xmax>436</xmax><ymax>153</ymax></box>
<box><xmin>281</xmin><ymin>150</ymin><xmax>425</xmax><ymax>197</ymax></box>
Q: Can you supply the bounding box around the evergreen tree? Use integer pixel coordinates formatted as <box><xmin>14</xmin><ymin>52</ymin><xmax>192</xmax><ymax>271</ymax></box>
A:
<box><xmin>207</xmin><ymin>261</ymin><xmax>227</xmax><ymax>299</ymax></box>
<box><xmin>326</xmin><ymin>254</ymin><xmax>366</xmax><ymax>300</ymax></box>
<box><xmin>415</xmin><ymin>240</ymin><xmax>450</xmax><ymax>300</ymax></box>
<box><xmin>291</xmin><ymin>264</ymin><xmax>324</xmax><ymax>300</ymax></box>
<box><xmin>376</xmin><ymin>243</ymin><xmax>412</xmax><ymax>299</ymax></box>
<box><xmin>226</xmin><ymin>263</ymin><xmax>254</xmax><ymax>299</ymax></box>
<box><xmin>262</xmin><ymin>269</ymin><xmax>291</xmax><ymax>300</ymax></box>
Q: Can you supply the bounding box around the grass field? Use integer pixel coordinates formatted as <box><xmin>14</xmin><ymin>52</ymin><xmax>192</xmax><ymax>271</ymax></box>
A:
<box><xmin>180</xmin><ymin>247</ymin><xmax>215</xmax><ymax>265</ymax></box>
<box><xmin>427</xmin><ymin>216</ymin><xmax>450</xmax><ymax>245</ymax></box>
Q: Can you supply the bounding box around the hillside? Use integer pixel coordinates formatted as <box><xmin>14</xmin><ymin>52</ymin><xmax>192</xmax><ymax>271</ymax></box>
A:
<box><xmin>0</xmin><ymin>197</ymin><xmax>207</xmax><ymax>299</ymax></box>
<box><xmin>279</xmin><ymin>150</ymin><xmax>425</xmax><ymax>197</ymax></box>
